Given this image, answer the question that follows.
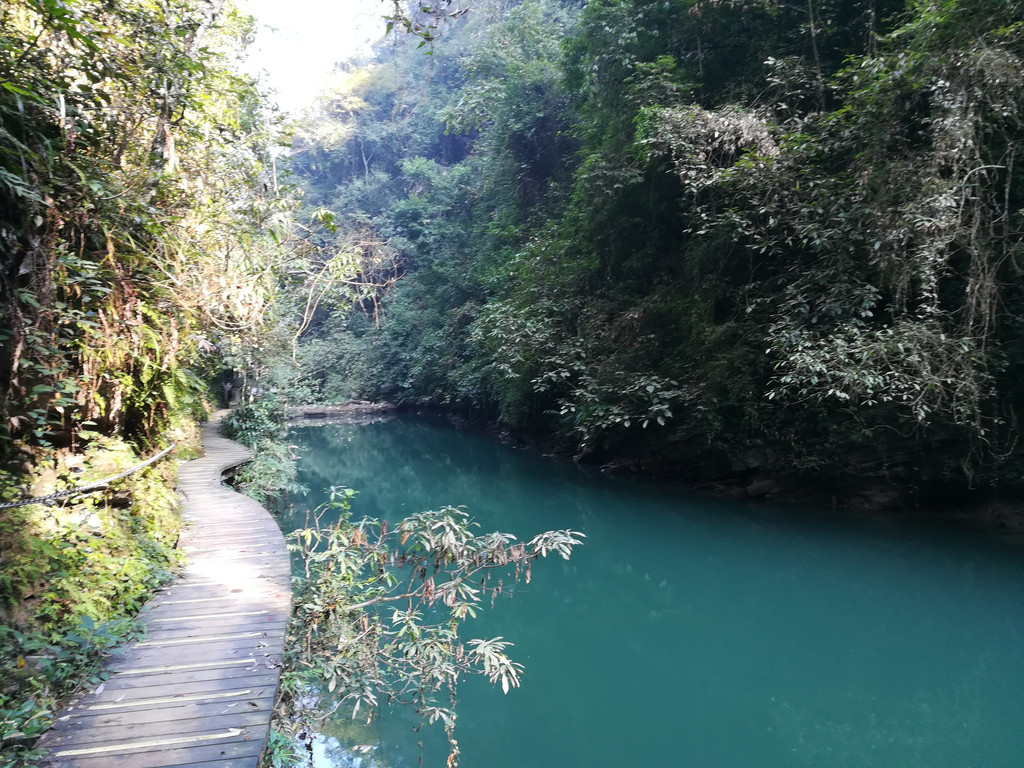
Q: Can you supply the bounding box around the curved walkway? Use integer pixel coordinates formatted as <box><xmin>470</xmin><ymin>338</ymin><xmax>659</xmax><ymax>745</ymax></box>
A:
<box><xmin>38</xmin><ymin>416</ymin><xmax>291</xmax><ymax>768</ymax></box>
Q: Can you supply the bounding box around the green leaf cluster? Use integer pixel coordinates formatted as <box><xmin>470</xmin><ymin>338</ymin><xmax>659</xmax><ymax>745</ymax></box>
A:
<box><xmin>283</xmin><ymin>0</ymin><xmax>1024</xmax><ymax>496</ymax></box>
<box><xmin>275</xmin><ymin>488</ymin><xmax>583</xmax><ymax>763</ymax></box>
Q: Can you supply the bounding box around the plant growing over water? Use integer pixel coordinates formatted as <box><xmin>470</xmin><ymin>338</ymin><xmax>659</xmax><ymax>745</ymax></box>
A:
<box><xmin>275</xmin><ymin>487</ymin><xmax>584</xmax><ymax>767</ymax></box>
<box><xmin>222</xmin><ymin>396</ymin><xmax>307</xmax><ymax>506</ymax></box>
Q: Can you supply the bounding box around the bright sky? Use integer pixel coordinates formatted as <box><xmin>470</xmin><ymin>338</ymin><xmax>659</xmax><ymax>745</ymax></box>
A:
<box><xmin>241</xmin><ymin>0</ymin><xmax>387</xmax><ymax>113</ymax></box>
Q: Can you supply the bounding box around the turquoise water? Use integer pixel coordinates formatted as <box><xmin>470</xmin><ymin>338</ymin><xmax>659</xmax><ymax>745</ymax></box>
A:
<box><xmin>282</xmin><ymin>416</ymin><xmax>1024</xmax><ymax>768</ymax></box>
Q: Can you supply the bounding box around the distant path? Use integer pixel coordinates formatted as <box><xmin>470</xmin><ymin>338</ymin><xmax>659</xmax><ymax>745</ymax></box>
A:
<box><xmin>38</xmin><ymin>413</ymin><xmax>291</xmax><ymax>768</ymax></box>
<box><xmin>286</xmin><ymin>400</ymin><xmax>394</xmax><ymax>419</ymax></box>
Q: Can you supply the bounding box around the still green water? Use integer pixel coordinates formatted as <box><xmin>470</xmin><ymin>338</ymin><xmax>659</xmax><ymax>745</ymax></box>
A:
<box><xmin>282</xmin><ymin>416</ymin><xmax>1024</xmax><ymax>768</ymax></box>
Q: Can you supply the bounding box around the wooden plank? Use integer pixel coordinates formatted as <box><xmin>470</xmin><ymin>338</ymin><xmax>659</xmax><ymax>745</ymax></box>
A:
<box><xmin>143</xmin><ymin>588</ymin><xmax>290</xmax><ymax>608</ymax></box>
<box><xmin>43</xmin><ymin>733</ymin><xmax>265</xmax><ymax>768</ymax></box>
<box><xmin>58</xmin><ymin>687</ymin><xmax>271</xmax><ymax>716</ymax></box>
<box><xmin>140</xmin><ymin>625</ymin><xmax>288</xmax><ymax>644</ymax></box>
<box><xmin>178</xmin><ymin>551</ymin><xmax>285</xmax><ymax>562</ymax></box>
<box><xmin>105</xmin><ymin>657</ymin><xmax>280</xmax><ymax>679</ymax></box>
<box><xmin>135</xmin><ymin>627</ymin><xmax>286</xmax><ymax>644</ymax></box>
<box><xmin>141</xmin><ymin>617</ymin><xmax>288</xmax><ymax>632</ymax></box>
<box><xmin>72</xmin><ymin>673</ymin><xmax>280</xmax><ymax>704</ymax></box>
<box><xmin>86</xmin><ymin>668</ymin><xmax>278</xmax><ymax>693</ymax></box>
<box><xmin>143</xmin><ymin>607</ymin><xmax>285</xmax><ymax>622</ymax></box>
<box><xmin>141</xmin><ymin>618</ymin><xmax>288</xmax><ymax>639</ymax></box>
<box><xmin>146</xmin><ymin>608</ymin><xmax>276</xmax><ymax>621</ymax></box>
<box><xmin>182</xmin><ymin>540</ymin><xmax>280</xmax><ymax>552</ymax></box>
<box><xmin>77</xmin><ymin>686</ymin><xmax>273</xmax><ymax>713</ymax></box>
<box><xmin>180</xmin><ymin>526</ymin><xmax>277</xmax><ymax>535</ymax></box>
<box><xmin>138</xmin><ymin>605</ymin><xmax>288</xmax><ymax>627</ymax></box>
<box><xmin>148</xmin><ymin>583</ymin><xmax>288</xmax><ymax>597</ymax></box>
<box><xmin>138</xmin><ymin>599</ymin><xmax>289</xmax><ymax>624</ymax></box>
<box><xmin>52</xmin><ymin>697</ymin><xmax>274</xmax><ymax>730</ymax></box>
<box><xmin>110</xmin><ymin>639</ymin><xmax>282</xmax><ymax>670</ymax></box>
<box><xmin>109</xmin><ymin>658</ymin><xmax>264</xmax><ymax>678</ymax></box>
<box><xmin>133</xmin><ymin>759</ymin><xmax>257</xmax><ymax>768</ymax></box>
<box><xmin>44</xmin><ymin>711</ymin><xmax>271</xmax><ymax>747</ymax></box>
<box><xmin>182</xmin><ymin>538</ymin><xmax>283</xmax><ymax>547</ymax></box>
<box><xmin>140</xmin><ymin>597</ymin><xmax>290</xmax><ymax>618</ymax></box>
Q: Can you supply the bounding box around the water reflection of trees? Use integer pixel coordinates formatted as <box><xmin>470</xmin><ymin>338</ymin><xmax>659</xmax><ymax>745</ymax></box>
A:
<box><xmin>284</xmin><ymin>418</ymin><xmax>605</xmax><ymax>533</ymax></box>
<box><xmin>283</xmin><ymin>416</ymin><xmax>1024</xmax><ymax>768</ymax></box>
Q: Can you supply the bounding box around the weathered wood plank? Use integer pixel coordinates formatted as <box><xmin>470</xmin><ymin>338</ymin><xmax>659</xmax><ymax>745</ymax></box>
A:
<box><xmin>84</xmin><ymin>671</ymin><xmax>276</xmax><ymax>704</ymax></box>
<box><xmin>134</xmin><ymin>627</ymin><xmax>286</xmax><ymax>645</ymax></box>
<box><xmin>54</xmin><ymin>697</ymin><xmax>275</xmax><ymax>730</ymax></box>
<box><xmin>147</xmin><ymin>582</ymin><xmax>291</xmax><ymax>600</ymax></box>
<box><xmin>88</xmin><ymin>664</ymin><xmax>272</xmax><ymax>692</ymax></box>
<box><xmin>137</xmin><ymin>606</ymin><xmax>279</xmax><ymax>626</ymax></box>
<box><xmin>155</xmin><ymin>586</ymin><xmax>286</xmax><ymax>604</ymax></box>
<box><xmin>43</xmin><ymin>733</ymin><xmax>266</xmax><ymax>768</ymax></box>
<box><xmin>66</xmin><ymin>692</ymin><xmax>276</xmax><ymax>720</ymax></box>
<box><xmin>109</xmin><ymin>640</ymin><xmax>283</xmax><ymax>672</ymax></box>
<box><xmin>141</xmin><ymin>618</ymin><xmax>289</xmax><ymax>639</ymax></box>
<box><xmin>72</xmin><ymin>673</ymin><xmax>280</xmax><ymax>704</ymax></box>
<box><xmin>43</xmin><ymin>711</ymin><xmax>272</xmax><ymax>747</ymax></box>
<box><xmin>98</xmin><ymin>758</ymin><xmax>259</xmax><ymax>768</ymax></box>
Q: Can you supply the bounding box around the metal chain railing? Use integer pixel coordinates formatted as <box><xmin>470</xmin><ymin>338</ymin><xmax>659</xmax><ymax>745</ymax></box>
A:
<box><xmin>0</xmin><ymin>443</ymin><xmax>177</xmax><ymax>511</ymax></box>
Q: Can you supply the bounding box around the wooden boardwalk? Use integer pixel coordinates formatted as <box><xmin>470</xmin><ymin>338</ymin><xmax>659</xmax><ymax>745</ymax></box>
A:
<box><xmin>38</xmin><ymin>417</ymin><xmax>292</xmax><ymax>768</ymax></box>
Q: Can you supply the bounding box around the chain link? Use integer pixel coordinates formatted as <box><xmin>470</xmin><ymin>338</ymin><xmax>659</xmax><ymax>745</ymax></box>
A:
<box><xmin>0</xmin><ymin>443</ymin><xmax>178</xmax><ymax>511</ymax></box>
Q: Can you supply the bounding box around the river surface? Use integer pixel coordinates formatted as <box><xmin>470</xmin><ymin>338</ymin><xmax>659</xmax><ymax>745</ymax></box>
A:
<box><xmin>281</xmin><ymin>415</ymin><xmax>1024</xmax><ymax>768</ymax></box>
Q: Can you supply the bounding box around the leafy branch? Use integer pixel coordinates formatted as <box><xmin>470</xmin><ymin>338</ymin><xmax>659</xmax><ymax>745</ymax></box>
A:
<box><xmin>278</xmin><ymin>488</ymin><xmax>584</xmax><ymax>766</ymax></box>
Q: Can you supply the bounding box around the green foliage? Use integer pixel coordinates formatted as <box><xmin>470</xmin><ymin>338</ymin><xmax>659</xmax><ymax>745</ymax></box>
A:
<box><xmin>0</xmin><ymin>0</ymin><xmax>293</xmax><ymax>758</ymax></box>
<box><xmin>222</xmin><ymin>395</ymin><xmax>306</xmax><ymax>506</ymax></box>
<box><xmin>281</xmin><ymin>0</ymin><xmax>1024</xmax><ymax>492</ymax></box>
<box><xmin>0</xmin><ymin>438</ymin><xmax>180</xmax><ymax>634</ymax></box>
<box><xmin>1</xmin><ymin>0</ymin><xmax>288</xmax><ymax>456</ymax></box>
<box><xmin>274</xmin><ymin>488</ymin><xmax>583</xmax><ymax>764</ymax></box>
<box><xmin>261</xmin><ymin>728</ymin><xmax>305</xmax><ymax>768</ymax></box>
<box><xmin>0</xmin><ymin>436</ymin><xmax>179</xmax><ymax>766</ymax></box>
<box><xmin>222</xmin><ymin>396</ymin><xmax>287</xmax><ymax>447</ymax></box>
<box><xmin>0</xmin><ymin>616</ymin><xmax>143</xmax><ymax>768</ymax></box>
<box><xmin>232</xmin><ymin>440</ymin><xmax>307</xmax><ymax>508</ymax></box>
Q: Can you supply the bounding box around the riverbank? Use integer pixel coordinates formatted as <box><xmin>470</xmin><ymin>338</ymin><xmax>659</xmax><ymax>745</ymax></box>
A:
<box><xmin>396</xmin><ymin>402</ymin><xmax>1024</xmax><ymax>536</ymax></box>
<box><xmin>286</xmin><ymin>401</ymin><xmax>396</xmax><ymax>420</ymax></box>
<box><xmin>284</xmin><ymin>399</ymin><xmax>1024</xmax><ymax>535</ymax></box>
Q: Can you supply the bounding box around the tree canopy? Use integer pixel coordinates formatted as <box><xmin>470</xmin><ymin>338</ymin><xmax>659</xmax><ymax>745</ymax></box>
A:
<box><xmin>282</xmin><ymin>0</ymin><xmax>1024</xmax><ymax>505</ymax></box>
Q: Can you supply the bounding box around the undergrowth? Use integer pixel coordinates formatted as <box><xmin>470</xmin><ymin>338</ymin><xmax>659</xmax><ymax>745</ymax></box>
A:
<box><xmin>222</xmin><ymin>396</ymin><xmax>306</xmax><ymax>506</ymax></box>
<box><xmin>0</xmin><ymin>435</ymin><xmax>187</xmax><ymax>767</ymax></box>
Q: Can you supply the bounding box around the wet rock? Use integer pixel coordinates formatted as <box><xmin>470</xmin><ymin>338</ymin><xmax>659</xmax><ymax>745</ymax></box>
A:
<box><xmin>847</xmin><ymin>487</ymin><xmax>903</xmax><ymax>511</ymax></box>
<box><xmin>287</xmin><ymin>400</ymin><xmax>395</xmax><ymax>418</ymax></box>
<box><xmin>745</xmin><ymin>478</ymin><xmax>779</xmax><ymax>497</ymax></box>
<box><xmin>731</xmin><ymin>448</ymin><xmax>768</xmax><ymax>473</ymax></box>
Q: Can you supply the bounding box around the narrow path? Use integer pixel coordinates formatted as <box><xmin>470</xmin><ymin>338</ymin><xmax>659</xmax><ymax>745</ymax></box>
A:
<box><xmin>38</xmin><ymin>416</ymin><xmax>291</xmax><ymax>768</ymax></box>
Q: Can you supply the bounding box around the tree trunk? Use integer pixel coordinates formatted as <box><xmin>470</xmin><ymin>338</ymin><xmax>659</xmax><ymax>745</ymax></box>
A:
<box><xmin>147</xmin><ymin>0</ymin><xmax>228</xmax><ymax>186</ymax></box>
<box><xmin>806</xmin><ymin>0</ymin><xmax>826</xmax><ymax>112</ymax></box>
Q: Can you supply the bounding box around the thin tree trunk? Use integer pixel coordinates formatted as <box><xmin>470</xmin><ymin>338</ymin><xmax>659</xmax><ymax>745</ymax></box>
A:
<box><xmin>147</xmin><ymin>0</ymin><xmax>228</xmax><ymax>186</ymax></box>
<box><xmin>806</xmin><ymin>0</ymin><xmax>826</xmax><ymax>111</ymax></box>
<box><xmin>866</xmin><ymin>0</ymin><xmax>877</xmax><ymax>57</ymax></box>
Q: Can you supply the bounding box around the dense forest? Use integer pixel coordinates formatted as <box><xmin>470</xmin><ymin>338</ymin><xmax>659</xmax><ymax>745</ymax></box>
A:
<box><xmin>1</xmin><ymin>0</ymin><xmax>1023</xmax><ymax>761</ymax></box>
<box><xmin>283</xmin><ymin>0</ymin><xmax>1024</xmax><ymax>509</ymax></box>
